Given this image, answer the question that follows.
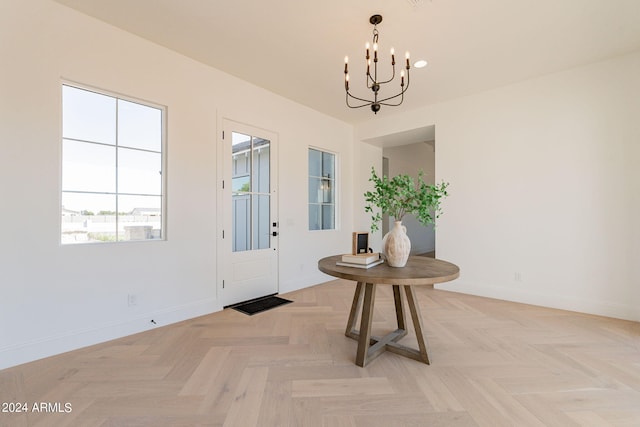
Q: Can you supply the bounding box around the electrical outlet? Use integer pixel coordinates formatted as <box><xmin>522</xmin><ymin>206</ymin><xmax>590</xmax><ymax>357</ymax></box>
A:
<box><xmin>514</xmin><ymin>272</ymin><xmax>522</xmax><ymax>282</ymax></box>
<box><xmin>127</xmin><ymin>294</ymin><xmax>138</xmax><ymax>306</ymax></box>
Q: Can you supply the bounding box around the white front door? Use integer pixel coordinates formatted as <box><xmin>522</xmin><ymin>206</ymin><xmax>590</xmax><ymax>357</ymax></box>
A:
<box><xmin>220</xmin><ymin>120</ymin><xmax>278</xmax><ymax>306</ymax></box>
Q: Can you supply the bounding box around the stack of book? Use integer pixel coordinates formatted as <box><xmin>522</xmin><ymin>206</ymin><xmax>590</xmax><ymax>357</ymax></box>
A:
<box><xmin>336</xmin><ymin>253</ymin><xmax>384</xmax><ymax>269</ymax></box>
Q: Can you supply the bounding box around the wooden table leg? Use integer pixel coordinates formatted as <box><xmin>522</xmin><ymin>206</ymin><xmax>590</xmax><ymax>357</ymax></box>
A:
<box><xmin>345</xmin><ymin>282</ymin><xmax>364</xmax><ymax>339</ymax></box>
<box><xmin>392</xmin><ymin>285</ymin><xmax>408</xmax><ymax>340</ymax></box>
<box><xmin>355</xmin><ymin>283</ymin><xmax>376</xmax><ymax>367</ymax></box>
<box><xmin>403</xmin><ymin>285</ymin><xmax>430</xmax><ymax>364</ymax></box>
<box><xmin>344</xmin><ymin>283</ymin><xmax>430</xmax><ymax>366</ymax></box>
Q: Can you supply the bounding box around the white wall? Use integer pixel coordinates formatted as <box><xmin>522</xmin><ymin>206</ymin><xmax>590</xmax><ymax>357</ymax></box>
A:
<box><xmin>353</xmin><ymin>141</ymin><xmax>383</xmax><ymax>252</ymax></box>
<box><xmin>356</xmin><ymin>51</ymin><xmax>640</xmax><ymax>322</ymax></box>
<box><xmin>383</xmin><ymin>142</ymin><xmax>436</xmax><ymax>254</ymax></box>
<box><xmin>0</xmin><ymin>0</ymin><xmax>353</xmax><ymax>369</ymax></box>
<box><xmin>634</xmin><ymin>141</ymin><xmax>640</xmax><ymax>315</ymax></box>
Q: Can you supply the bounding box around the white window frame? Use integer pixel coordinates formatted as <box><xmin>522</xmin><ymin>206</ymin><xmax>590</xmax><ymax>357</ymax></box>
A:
<box><xmin>60</xmin><ymin>82</ymin><xmax>167</xmax><ymax>244</ymax></box>
<box><xmin>308</xmin><ymin>147</ymin><xmax>338</xmax><ymax>231</ymax></box>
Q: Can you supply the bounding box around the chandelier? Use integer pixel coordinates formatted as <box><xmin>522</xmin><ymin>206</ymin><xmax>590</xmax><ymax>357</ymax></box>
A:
<box><xmin>344</xmin><ymin>14</ymin><xmax>410</xmax><ymax>114</ymax></box>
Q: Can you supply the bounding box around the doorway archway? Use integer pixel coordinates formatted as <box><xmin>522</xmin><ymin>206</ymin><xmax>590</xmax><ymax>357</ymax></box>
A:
<box><xmin>362</xmin><ymin>125</ymin><xmax>437</xmax><ymax>256</ymax></box>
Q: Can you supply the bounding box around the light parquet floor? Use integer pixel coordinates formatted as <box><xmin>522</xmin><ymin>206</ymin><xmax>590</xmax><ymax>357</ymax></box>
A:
<box><xmin>1</xmin><ymin>280</ymin><xmax>639</xmax><ymax>426</ymax></box>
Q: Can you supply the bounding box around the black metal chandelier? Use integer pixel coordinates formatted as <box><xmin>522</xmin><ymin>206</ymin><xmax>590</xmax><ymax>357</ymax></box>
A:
<box><xmin>344</xmin><ymin>14</ymin><xmax>410</xmax><ymax>114</ymax></box>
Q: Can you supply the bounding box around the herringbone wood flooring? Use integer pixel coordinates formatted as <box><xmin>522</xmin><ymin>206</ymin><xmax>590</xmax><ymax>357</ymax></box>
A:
<box><xmin>1</xmin><ymin>279</ymin><xmax>639</xmax><ymax>426</ymax></box>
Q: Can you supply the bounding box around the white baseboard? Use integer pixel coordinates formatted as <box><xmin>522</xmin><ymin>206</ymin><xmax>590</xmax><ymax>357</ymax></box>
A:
<box><xmin>279</xmin><ymin>271</ymin><xmax>331</xmax><ymax>295</ymax></box>
<box><xmin>436</xmin><ymin>279</ymin><xmax>640</xmax><ymax>322</ymax></box>
<box><xmin>0</xmin><ymin>298</ymin><xmax>220</xmax><ymax>371</ymax></box>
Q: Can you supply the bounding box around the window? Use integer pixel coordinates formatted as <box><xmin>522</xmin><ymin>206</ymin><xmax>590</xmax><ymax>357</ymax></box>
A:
<box><xmin>61</xmin><ymin>84</ymin><xmax>165</xmax><ymax>244</ymax></box>
<box><xmin>308</xmin><ymin>148</ymin><xmax>336</xmax><ymax>230</ymax></box>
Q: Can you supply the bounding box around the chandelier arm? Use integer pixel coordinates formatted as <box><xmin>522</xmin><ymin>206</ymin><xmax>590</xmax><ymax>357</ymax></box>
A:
<box><xmin>346</xmin><ymin>92</ymin><xmax>375</xmax><ymax>108</ymax></box>
<box><xmin>347</xmin><ymin>103</ymin><xmax>374</xmax><ymax>109</ymax></box>
<box><xmin>346</xmin><ymin>75</ymin><xmax>410</xmax><ymax>107</ymax></box>
<box><xmin>346</xmin><ymin>101</ymin><xmax>374</xmax><ymax>109</ymax></box>
<box><xmin>377</xmin><ymin>93</ymin><xmax>405</xmax><ymax>106</ymax></box>
<box><xmin>378</xmin><ymin>94</ymin><xmax>404</xmax><ymax>107</ymax></box>
<box><xmin>366</xmin><ymin>73</ymin><xmax>376</xmax><ymax>88</ymax></box>
<box><xmin>367</xmin><ymin>58</ymin><xmax>379</xmax><ymax>87</ymax></box>
<box><xmin>375</xmin><ymin>74</ymin><xmax>410</xmax><ymax>104</ymax></box>
<box><xmin>346</xmin><ymin>90</ymin><xmax>377</xmax><ymax>104</ymax></box>
<box><xmin>379</xmin><ymin>86</ymin><xmax>409</xmax><ymax>105</ymax></box>
<box><xmin>376</xmin><ymin>65</ymin><xmax>396</xmax><ymax>85</ymax></box>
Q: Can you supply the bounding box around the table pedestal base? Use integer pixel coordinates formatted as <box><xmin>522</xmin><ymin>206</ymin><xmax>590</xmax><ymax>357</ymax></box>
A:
<box><xmin>345</xmin><ymin>282</ymin><xmax>430</xmax><ymax>367</ymax></box>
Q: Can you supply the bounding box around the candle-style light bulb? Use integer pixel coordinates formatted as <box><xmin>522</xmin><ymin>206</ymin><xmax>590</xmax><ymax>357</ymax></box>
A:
<box><xmin>344</xmin><ymin>56</ymin><xmax>348</xmax><ymax>74</ymax></box>
<box><xmin>390</xmin><ymin>47</ymin><xmax>395</xmax><ymax>65</ymax></box>
<box><xmin>401</xmin><ymin>70</ymin><xmax>405</xmax><ymax>86</ymax></box>
<box><xmin>345</xmin><ymin>74</ymin><xmax>350</xmax><ymax>90</ymax></box>
<box><xmin>405</xmin><ymin>51</ymin><xmax>411</xmax><ymax>69</ymax></box>
<box><xmin>365</xmin><ymin>42</ymin><xmax>370</xmax><ymax>59</ymax></box>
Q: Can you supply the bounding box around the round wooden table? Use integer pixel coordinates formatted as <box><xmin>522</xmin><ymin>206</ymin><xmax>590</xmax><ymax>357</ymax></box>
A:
<box><xmin>318</xmin><ymin>255</ymin><xmax>460</xmax><ymax>367</ymax></box>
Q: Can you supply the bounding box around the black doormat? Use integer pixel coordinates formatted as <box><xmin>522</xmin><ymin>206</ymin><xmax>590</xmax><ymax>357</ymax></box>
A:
<box><xmin>230</xmin><ymin>295</ymin><xmax>293</xmax><ymax>316</ymax></box>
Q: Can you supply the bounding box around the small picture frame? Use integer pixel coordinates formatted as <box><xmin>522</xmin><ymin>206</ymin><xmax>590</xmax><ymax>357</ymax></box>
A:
<box><xmin>352</xmin><ymin>232</ymin><xmax>369</xmax><ymax>255</ymax></box>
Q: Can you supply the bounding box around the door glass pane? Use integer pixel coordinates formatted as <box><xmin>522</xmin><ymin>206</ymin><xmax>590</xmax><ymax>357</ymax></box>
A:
<box><xmin>252</xmin><ymin>137</ymin><xmax>270</xmax><ymax>194</ymax></box>
<box><xmin>232</xmin><ymin>176</ymin><xmax>250</xmax><ymax>193</ymax></box>
<box><xmin>231</xmin><ymin>131</ymin><xmax>271</xmax><ymax>252</ymax></box>
<box><xmin>232</xmin><ymin>132</ymin><xmax>251</xmax><ymax>193</ymax></box>
<box><xmin>232</xmin><ymin>132</ymin><xmax>252</xmax><ymax>252</ymax></box>
<box><xmin>232</xmin><ymin>133</ymin><xmax>251</xmax><ymax>156</ymax></box>
<box><xmin>253</xmin><ymin>194</ymin><xmax>270</xmax><ymax>250</ymax></box>
<box><xmin>232</xmin><ymin>193</ymin><xmax>250</xmax><ymax>252</ymax></box>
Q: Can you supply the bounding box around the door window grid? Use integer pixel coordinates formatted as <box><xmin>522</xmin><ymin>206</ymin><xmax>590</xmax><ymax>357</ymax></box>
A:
<box><xmin>61</xmin><ymin>84</ymin><xmax>165</xmax><ymax>244</ymax></box>
<box><xmin>232</xmin><ymin>132</ymin><xmax>271</xmax><ymax>252</ymax></box>
<box><xmin>308</xmin><ymin>148</ymin><xmax>336</xmax><ymax>230</ymax></box>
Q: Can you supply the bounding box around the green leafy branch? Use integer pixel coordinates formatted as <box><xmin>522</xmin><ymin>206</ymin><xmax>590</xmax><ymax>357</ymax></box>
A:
<box><xmin>364</xmin><ymin>167</ymin><xmax>449</xmax><ymax>232</ymax></box>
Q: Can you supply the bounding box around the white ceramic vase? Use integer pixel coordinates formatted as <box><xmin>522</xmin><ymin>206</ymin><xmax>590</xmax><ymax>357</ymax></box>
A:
<box><xmin>382</xmin><ymin>221</ymin><xmax>411</xmax><ymax>267</ymax></box>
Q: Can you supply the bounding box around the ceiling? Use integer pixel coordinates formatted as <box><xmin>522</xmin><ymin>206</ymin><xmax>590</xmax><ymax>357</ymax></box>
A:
<box><xmin>54</xmin><ymin>0</ymin><xmax>640</xmax><ymax>125</ymax></box>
